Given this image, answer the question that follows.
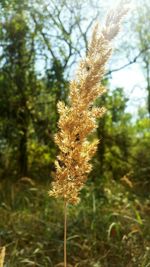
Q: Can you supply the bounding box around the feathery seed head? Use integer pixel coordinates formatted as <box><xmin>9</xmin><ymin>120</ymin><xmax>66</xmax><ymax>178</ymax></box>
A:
<box><xmin>49</xmin><ymin>1</ymin><xmax>130</xmax><ymax>204</ymax></box>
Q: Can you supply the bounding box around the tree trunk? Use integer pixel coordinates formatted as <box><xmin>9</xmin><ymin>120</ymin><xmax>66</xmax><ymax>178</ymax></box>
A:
<box><xmin>19</xmin><ymin>125</ymin><xmax>28</xmax><ymax>177</ymax></box>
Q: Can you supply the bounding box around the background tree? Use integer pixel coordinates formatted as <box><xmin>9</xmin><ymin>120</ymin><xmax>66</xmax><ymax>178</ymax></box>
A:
<box><xmin>134</xmin><ymin>0</ymin><xmax>150</xmax><ymax>117</ymax></box>
<box><xmin>0</xmin><ymin>0</ymin><xmax>103</xmax><ymax>179</ymax></box>
<box><xmin>91</xmin><ymin>88</ymin><xmax>133</xmax><ymax>189</ymax></box>
<box><xmin>0</xmin><ymin>0</ymin><xmax>37</xmax><ymax>177</ymax></box>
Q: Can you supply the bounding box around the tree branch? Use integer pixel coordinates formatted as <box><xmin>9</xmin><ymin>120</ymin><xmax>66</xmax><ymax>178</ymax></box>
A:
<box><xmin>106</xmin><ymin>47</ymin><xmax>150</xmax><ymax>76</ymax></box>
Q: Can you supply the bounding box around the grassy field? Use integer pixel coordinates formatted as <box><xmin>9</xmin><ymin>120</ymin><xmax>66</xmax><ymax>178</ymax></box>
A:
<box><xmin>0</xmin><ymin>178</ymin><xmax>150</xmax><ymax>267</ymax></box>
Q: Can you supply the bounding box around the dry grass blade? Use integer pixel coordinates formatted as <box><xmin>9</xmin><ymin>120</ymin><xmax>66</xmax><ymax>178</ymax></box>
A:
<box><xmin>0</xmin><ymin>247</ymin><xmax>5</xmax><ymax>267</ymax></box>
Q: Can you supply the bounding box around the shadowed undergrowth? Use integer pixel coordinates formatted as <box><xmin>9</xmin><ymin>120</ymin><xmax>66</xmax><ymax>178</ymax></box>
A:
<box><xmin>0</xmin><ymin>179</ymin><xmax>149</xmax><ymax>267</ymax></box>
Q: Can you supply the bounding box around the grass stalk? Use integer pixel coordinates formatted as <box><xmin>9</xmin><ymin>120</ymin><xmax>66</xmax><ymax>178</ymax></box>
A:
<box><xmin>64</xmin><ymin>201</ymin><xmax>67</xmax><ymax>267</ymax></box>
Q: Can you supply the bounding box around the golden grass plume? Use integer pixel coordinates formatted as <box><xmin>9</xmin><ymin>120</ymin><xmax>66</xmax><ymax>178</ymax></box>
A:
<box><xmin>49</xmin><ymin>0</ymin><xmax>130</xmax><ymax>204</ymax></box>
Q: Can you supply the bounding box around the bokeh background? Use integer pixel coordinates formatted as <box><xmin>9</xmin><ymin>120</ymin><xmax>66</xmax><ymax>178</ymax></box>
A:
<box><xmin>0</xmin><ymin>0</ymin><xmax>150</xmax><ymax>266</ymax></box>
